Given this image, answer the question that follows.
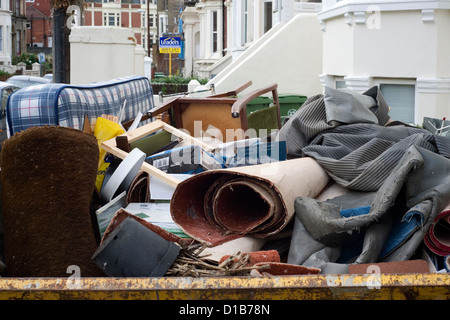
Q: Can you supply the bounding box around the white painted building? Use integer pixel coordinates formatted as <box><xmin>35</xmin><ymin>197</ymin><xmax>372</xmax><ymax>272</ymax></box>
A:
<box><xmin>318</xmin><ymin>0</ymin><xmax>450</xmax><ymax>125</ymax></box>
<box><xmin>181</xmin><ymin>0</ymin><xmax>322</xmax><ymax>79</ymax></box>
<box><xmin>69</xmin><ymin>26</ymin><xmax>146</xmax><ymax>84</ymax></box>
<box><xmin>0</xmin><ymin>0</ymin><xmax>12</xmax><ymax>66</ymax></box>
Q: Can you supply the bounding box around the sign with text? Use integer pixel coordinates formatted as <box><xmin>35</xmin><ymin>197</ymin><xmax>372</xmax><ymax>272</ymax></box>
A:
<box><xmin>159</xmin><ymin>37</ymin><xmax>181</xmax><ymax>54</ymax></box>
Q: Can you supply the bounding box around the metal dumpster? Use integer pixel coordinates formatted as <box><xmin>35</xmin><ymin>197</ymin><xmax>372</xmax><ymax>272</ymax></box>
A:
<box><xmin>0</xmin><ymin>273</ymin><xmax>449</xmax><ymax>300</ymax></box>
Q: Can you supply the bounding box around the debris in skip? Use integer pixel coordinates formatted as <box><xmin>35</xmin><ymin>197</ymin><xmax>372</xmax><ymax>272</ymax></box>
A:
<box><xmin>0</xmin><ymin>75</ymin><xmax>449</xmax><ymax>282</ymax></box>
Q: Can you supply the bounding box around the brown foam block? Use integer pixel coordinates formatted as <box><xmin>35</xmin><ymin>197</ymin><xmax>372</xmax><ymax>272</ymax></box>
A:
<box><xmin>1</xmin><ymin>126</ymin><xmax>104</xmax><ymax>277</ymax></box>
<box><xmin>348</xmin><ymin>259</ymin><xmax>430</xmax><ymax>274</ymax></box>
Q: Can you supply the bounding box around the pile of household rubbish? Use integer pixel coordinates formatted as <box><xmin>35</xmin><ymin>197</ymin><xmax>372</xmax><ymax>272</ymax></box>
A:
<box><xmin>0</xmin><ymin>85</ymin><xmax>449</xmax><ymax>279</ymax></box>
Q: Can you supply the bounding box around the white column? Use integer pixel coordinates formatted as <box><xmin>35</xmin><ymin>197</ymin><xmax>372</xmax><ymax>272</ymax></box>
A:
<box><xmin>199</xmin><ymin>11</ymin><xmax>206</xmax><ymax>59</ymax></box>
<box><xmin>231</xmin><ymin>0</ymin><xmax>246</xmax><ymax>60</ymax></box>
<box><xmin>225</xmin><ymin>0</ymin><xmax>233</xmax><ymax>55</ymax></box>
<box><xmin>183</xmin><ymin>21</ymin><xmax>194</xmax><ymax>76</ymax></box>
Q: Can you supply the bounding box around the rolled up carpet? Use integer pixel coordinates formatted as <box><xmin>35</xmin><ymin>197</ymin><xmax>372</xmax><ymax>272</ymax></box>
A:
<box><xmin>424</xmin><ymin>203</ymin><xmax>450</xmax><ymax>256</ymax></box>
<box><xmin>1</xmin><ymin>126</ymin><xmax>104</xmax><ymax>277</ymax></box>
<box><xmin>170</xmin><ymin>157</ymin><xmax>329</xmax><ymax>246</ymax></box>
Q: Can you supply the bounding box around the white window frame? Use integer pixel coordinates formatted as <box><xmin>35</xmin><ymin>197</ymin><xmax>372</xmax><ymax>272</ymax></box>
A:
<box><xmin>263</xmin><ymin>0</ymin><xmax>272</xmax><ymax>34</ymax></box>
<box><xmin>103</xmin><ymin>12</ymin><xmax>120</xmax><ymax>26</ymax></box>
<box><xmin>371</xmin><ymin>77</ymin><xmax>416</xmax><ymax>124</ymax></box>
<box><xmin>212</xmin><ymin>10</ymin><xmax>218</xmax><ymax>53</ymax></box>
<box><xmin>159</xmin><ymin>14</ymin><xmax>167</xmax><ymax>35</ymax></box>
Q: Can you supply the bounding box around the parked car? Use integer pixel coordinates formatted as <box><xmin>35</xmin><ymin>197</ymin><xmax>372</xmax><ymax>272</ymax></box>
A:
<box><xmin>0</xmin><ymin>81</ymin><xmax>20</xmax><ymax>145</ymax></box>
<box><xmin>0</xmin><ymin>82</ymin><xmax>20</xmax><ymax>117</ymax></box>
<box><xmin>43</xmin><ymin>74</ymin><xmax>53</xmax><ymax>82</ymax></box>
<box><xmin>6</xmin><ymin>75</ymin><xmax>51</xmax><ymax>88</ymax></box>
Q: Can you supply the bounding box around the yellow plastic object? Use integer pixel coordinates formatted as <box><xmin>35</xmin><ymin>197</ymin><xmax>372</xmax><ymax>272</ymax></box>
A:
<box><xmin>0</xmin><ymin>274</ymin><xmax>448</xmax><ymax>300</ymax></box>
<box><xmin>94</xmin><ymin>117</ymin><xmax>125</xmax><ymax>192</ymax></box>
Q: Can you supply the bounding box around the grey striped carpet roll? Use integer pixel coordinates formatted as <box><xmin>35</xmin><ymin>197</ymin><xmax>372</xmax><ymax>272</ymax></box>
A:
<box><xmin>278</xmin><ymin>86</ymin><xmax>450</xmax><ymax>192</ymax></box>
<box><xmin>278</xmin><ymin>86</ymin><xmax>391</xmax><ymax>159</ymax></box>
<box><xmin>303</xmin><ymin>123</ymin><xmax>450</xmax><ymax>191</ymax></box>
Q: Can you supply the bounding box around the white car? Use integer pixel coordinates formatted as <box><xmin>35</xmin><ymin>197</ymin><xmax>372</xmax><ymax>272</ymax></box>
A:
<box><xmin>6</xmin><ymin>75</ymin><xmax>51</xmax><ymax>88</ymax></box>
<box><xmin>0</xmin><ymin>81</ymin><xmax>20</xmax><ymax>144</ymax></box>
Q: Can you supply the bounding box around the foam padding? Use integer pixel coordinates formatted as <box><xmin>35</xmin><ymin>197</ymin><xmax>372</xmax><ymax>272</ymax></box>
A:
<box><xmin>1</xmin><ymin>126</ymin><xmax>105</xmax><ymax>277</ymax></box>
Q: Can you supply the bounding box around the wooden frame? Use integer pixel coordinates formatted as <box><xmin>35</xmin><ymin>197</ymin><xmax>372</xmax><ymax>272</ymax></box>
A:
<box><xmin>121</xmin><ymin>81</ymin><xmax>254</xmax><ymax>131</ymax></box>
<box><xmin>101</xmin><ymin>119</ymin><xmax>214</xmax><ymax>188</ymax></box>
<box><xmin>146</xmin><ymin>83</ymin><xmax>282</xmax><ymax>141</ymax></box>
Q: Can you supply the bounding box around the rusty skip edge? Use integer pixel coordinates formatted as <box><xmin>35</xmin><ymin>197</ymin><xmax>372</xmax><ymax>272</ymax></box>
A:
<box><xmin>0</xmin><ymin>273</ymin><xmax>449</xmax><ymax>294</ymax></box>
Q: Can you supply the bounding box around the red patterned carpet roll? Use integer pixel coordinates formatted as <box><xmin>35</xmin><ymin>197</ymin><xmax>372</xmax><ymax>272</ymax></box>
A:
<box><xmin>1</xmin><ymin>126</ymin><xmax>104</xmax><ymax>277</ymax></box>
<box><xmin>170</xmin><ymin>157</ymin><xmax>330</xmax><ymax>247</ymax></box>
<box><xmin>425</xmin><ymin>203</ymin><xmax>450</xmax><ymax>256</ymax></box>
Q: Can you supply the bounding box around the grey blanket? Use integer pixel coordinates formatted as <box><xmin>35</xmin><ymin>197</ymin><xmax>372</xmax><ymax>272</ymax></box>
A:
<box><xmin>278</xmin><ymin>86</ymin><xmax>450</xmax><ymax>273</ymax></box>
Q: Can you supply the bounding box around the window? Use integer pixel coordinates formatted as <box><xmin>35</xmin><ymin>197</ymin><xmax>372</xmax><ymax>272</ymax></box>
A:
<box><xmin>141</xmin><ymin>12</ymin><xmax>146</xmax><ymax>28</ymax></box>
<box><xmin>159</xmin><ymin>15</ymin><xmax>167</xmax><ymax>35</ymax></box>
<box><xmin>263</xmin><ymin>0</ymin><xmax>272</xmax><ymax>33</ymax></box>
<box><xmin>15</xmin><ymin>0</ymin><xmax>20</xmax><ymax>15</ymax></box>
<box><xmin>336</xmin><ymin>80</ymin><xmax>347</xmax><ymax>89</ymax></box>
<box><xmin>103</xmin><ymin>12</ymin><xmax>120</xmax><ymax>26</ymax></box>
<box><xmin>16</xmin><ymin>30</ymin><xmax>21</xmax><ymax>54</ymax></box>
<box><xmin>149</xmin><ymin>15</ymin><xmax>154</xmax><ymax>27</ymax></box>
<box><xmin>0</xmin><ymin>26</ymin><xmax>2</xmax><ymax>51</ymax></box>
<box><xmin>212</xmin><ymin>11</ymin><xmax>218</xmax><ymax>53</ymax></box>
<box><xmin>150</xmin><ymin>32</ymin><xmax>154</xmax><ymax>45</ymax></box>
<box><xmin>380</xmin><ymin>84</ymin><xmax>415</xmax><ymax>124</ymax></box>
<box><xmin>243</xmin><ymin>0</ymin><xmax>248</xmax><ymax>44</ymax></box>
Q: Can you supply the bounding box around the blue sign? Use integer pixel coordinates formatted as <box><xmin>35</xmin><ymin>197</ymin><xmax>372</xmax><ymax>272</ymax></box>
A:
<box><xmin>38</xmin><ymin>53</ymin><xmax>46</xmax><ymax>64</ymax></box>
<box><xmin>159</xmin><ymin>37</ymin><xmax>181</xmax><ymax>53</ymax></box>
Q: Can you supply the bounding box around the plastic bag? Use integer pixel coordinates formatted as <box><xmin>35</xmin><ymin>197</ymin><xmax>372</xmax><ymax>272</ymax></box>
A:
<box><xmin>94</xmin><ymin>117</ymin><xmax>125</xmax><ymax>193</ymax></box>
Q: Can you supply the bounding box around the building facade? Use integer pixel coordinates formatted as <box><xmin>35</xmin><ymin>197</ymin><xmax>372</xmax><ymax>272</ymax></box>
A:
<box><xmin>11</xmin><ymin>0</ymin><xmax>27</xmax><ymax>56</ymax></box>
<box><xmin>0</xmin><ymin>0</ymin><xmax>13</xmax><ymax>66</ymax></box>
<box><xmin>0</xmin><ymin>0</ymin><xmax>27</xmax><ymax>67</ymax></box>
<box><xmin>83</xmin><ymin>0</ymin><xmax>158</xmax><ymax>56</ymax></box>
<box><xmin>26</xmin><ymin>0</ymin><xmax>52</xmax><ymax>51</ymax></box>
<box><xmin>318</xmin><ymin>0</ymin><xmax>450</xmax><ymax>125</ymax></box>
<box><xmin>181</xmin><ymin>0</ymin><xmax>322</xmax><ymax>79</ymax></box>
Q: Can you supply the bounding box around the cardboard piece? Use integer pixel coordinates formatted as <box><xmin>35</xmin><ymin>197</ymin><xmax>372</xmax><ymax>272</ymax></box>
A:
<box><xmin>125</xmin><ymin>202</ymin><xmax>189</xmax><ymax>239</ymax></box>
<box><xmin>145</xmin><ymin>145</ymin><xmax>225</xmax><ymax>174</ymax></box>
<box><xmin>101</xmin><ymin>119</ymin><xmax>215</xmax><ymax>188</ymax></box>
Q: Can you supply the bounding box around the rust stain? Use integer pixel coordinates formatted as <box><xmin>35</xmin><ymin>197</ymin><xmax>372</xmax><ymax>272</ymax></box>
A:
<box><xmin>0</xmin><ymin>274</ymin><xmax>448</xmax><ymax>300</ymax></box>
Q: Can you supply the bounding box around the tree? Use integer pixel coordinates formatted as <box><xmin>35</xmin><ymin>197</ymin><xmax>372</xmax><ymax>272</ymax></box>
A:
<box><xmin>51</xmin><ymin>0</ymin><xmax>84</xmax><ymax>83</ymax></box>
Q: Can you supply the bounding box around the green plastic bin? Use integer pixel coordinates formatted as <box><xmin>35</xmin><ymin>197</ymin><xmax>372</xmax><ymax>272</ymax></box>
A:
<box><xmin>245</xmin><ymin>96</ymin><xmax>272</xmax><ymax>115</ymax></box>
<box><xmin>278</xmin><ymin>94</ymin><xmax>307</xmax><ymax>122</ymax></box>
<box><xmin>244</xmin><ymin>96</ymin><xmax>279</xmax><ymax>137</ymax></box>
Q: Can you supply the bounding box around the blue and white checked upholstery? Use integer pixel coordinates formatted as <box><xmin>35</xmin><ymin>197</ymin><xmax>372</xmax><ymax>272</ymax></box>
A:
<box><xmin>6</xmin><ymin>75</ymin><xmax>154</xmax><ymax>136</ymax></box>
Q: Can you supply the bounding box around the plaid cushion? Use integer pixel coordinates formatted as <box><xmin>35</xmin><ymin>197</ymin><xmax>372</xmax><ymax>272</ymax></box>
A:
<box><xmin>6</xmin><ymin>75</ymin><xmax>154</xmax><ymax>136</ymax></box>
